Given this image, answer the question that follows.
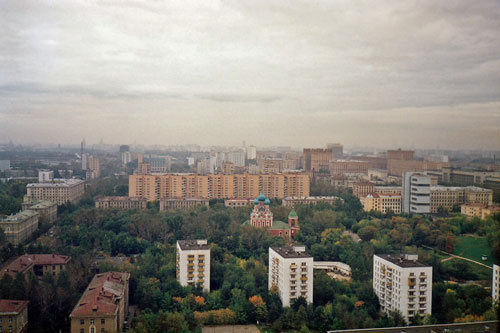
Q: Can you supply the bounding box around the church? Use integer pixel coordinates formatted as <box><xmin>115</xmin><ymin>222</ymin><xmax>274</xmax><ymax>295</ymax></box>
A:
<box><xmin>243</xmin><ymin>193</ymin><xmax>300</xmax><ymax>238</ymax></box>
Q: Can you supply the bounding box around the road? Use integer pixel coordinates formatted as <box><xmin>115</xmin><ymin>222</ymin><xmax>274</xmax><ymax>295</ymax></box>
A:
<box><xmin>422</xmin><ymin>245</ymin><xmax>492</xmax><ymax>269</ymax></box>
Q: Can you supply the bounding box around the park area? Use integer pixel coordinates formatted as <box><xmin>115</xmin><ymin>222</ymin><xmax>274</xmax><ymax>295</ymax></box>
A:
<box><xmin>453</xmin><ymin>235</ymin><xmax>493</xmax><ymax>267</ymax></box>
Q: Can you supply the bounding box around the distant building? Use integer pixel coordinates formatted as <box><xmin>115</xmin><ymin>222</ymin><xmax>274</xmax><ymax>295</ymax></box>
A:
<box><xmin>221</xmin><ymin>162</ymin><xmax>235</xmax><ymax>175</ymax></box>
<box><xmin>176</xmin><ymin>240</ymin><xmax>210</xmax><ymax>292</ymax></box>
<box><xmin>144</xmin><ymin>156</ymin><xmax>171</xmax><ymax>173</ymax></box>
<box><xmin>461</xmin><ymin>203</ymin><xmax>500</xmax><ymax>219</ymax></box>
<box><xmin>352</xmin><ymin>182</ymin><xmax>376</xmax><ymax>198</ymax></box>
<box><xmin>269</xmin><ymin>246</ymin><xmax>313</xmax><ymax>307</ymax></box>
<box><xmin>368</xmin><ymin>169</ymin><xmax>388</xmax><ymax>181</ymax></box>
<box><xmin>442</xmin><ymin>167</ymin><xmax>500</xmax><ymax>186</ymax></box>
<box><xmin>86</xmin><ymin>156</ymin><xmax>101</xmax><ymax>180</ymax></box>
<box><xmin>187</xmin><ymin>157</ymin><xmax>195</xmax><ymax>166</ymax></box>
<box><xmin>303</xmin><ymin>148</ymin><xmax>332</xmax><ymax>173</ymax></box>
<box><xmin>159</xmin><ymin>198</ymin><xmax>209</xmax><ymax>211</ymax></box>
<box><xmin>361</xmin><ymin>194</ymin><xmax>402</xmax><ymax>214</ymax></box>
<box><xmin>70</xmin><ymin>272</ymin><xmax>130</xmax><ymax>333</ymax></box>
<box><xmin>403</xmin><ymin>172</ymin><xmax>431</xmax><ymax>214</ymax></box>
<box><xmin>0</xmin><ymin>254</ymin><xmax>71</xmax><ymax>279</ymax></box>
<box><xmin>430</xmin><ymin>186</ymin><xmax>493</xmax><ymax>213</ymax></box>
<box><xmin>330</xmin><ymin>175</ymin><xmax>348</xmax><ymax>188</ymax></box>
<box><xmin>224</xmin><ymin>198</ymin><xmax>253</xmax><ymax>208</ymax></box>
<box><xmin>95</xmin><ymin>197</ymin><xmax>148</xmax><ymax>210</ymax></box>
<box><xmin>0</xmin><ymin>210</ymin><xmax>39</xmax><ymax>245</ymax></box>
<box><xmin>375</xmin><ymin>186</ymin><xmax>403</xmax><ymax>196</ymax></box>
<box><xmin>373</xmin><ymin>254</ymin><xmax>432</xmax><ymax>322</ymax></box>
<box><xmin>247</xmin><ymin>145</ymin><xmax>257</xmax><ymax>160</ymax></box>
<box><xmin>493</xmin><ymin>264</ymin><xmax>499</xmax><ymax>304</ymax></box>
<box><xmin>21</xmin><ymin>200</ymin><xmax>57</xmax><ymax>224</ymax></box>
<box><xmin>0</xmin><ymin>299</ymin><xmax>29</xmax><ymax>333</ymax></box>
<box><xmin>327</xmin><ymin>143</ymin><xmax>343</xmax><ymax>159</ymax></box>
<box><xmin>329</xmin><ymin>160</ymin><xmax>370</xmax><ymax>176</ymax></box>
<box><xmin>386</xmin><ymin>149</ymin><xmax>414</xmax><ymax>161</ymax></box>
<box><xmin>313</xmin><ymin>261</ymin><xmax>351</xmax><ymax>282</ymax></box>
<box><xmin>387</xmin><ymin>159</ymin><xmax>449</xmax><ymax>177</ymax></box>
<box><xmin>25</xmin><ymin>179</ymin><xmax>85</xmax><ymax>205</ymax></box>
<box><xmin>226</xmin><ymin>150</ymin><xmax>246</xmax><ymax>167</ymax></box>
<box><xmin>282</xmin><ymin>196</ymin><xmax>343</xmax><ymax>207</ymax></box>
<box><xmin>121</xmin><ymin>151</ymin><xmax>132</xmax><ymax>166</ymax></box>
<box><xmin>38</xmin><ymin>169</ymin><xmax>54</xmax><ymax>183</ymax></box>
<box><xmin>0</xmin><ymin>160</ymin><xmax>11</xmax><ymax>172</ymax></box>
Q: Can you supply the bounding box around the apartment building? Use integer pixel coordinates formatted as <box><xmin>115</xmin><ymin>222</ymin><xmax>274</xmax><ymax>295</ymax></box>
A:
<box><xmin>403</xmin><ymin>173</ymin><xmax>431</xmax><ymax>214</ymax></box>
<box><xmin>373</xmin><ymin>254</ymin><xmax>432</xmax><ymax>322</ymax></box>
<box><xmin>429</xmin><ymin>186</ymin><xmax>493</xmax><ymax>213</ymax></box>
<box><xmin>87</xmin><ymin>156</ymin><xmax>101</xmax><ymax>180</ymax></box>
<box><xmin>0</xmin><ymin>254</ymin><xmax>71</xmax><ymax>279</ymax></box>
<box><xmin>0</xmin><ymin>300</ymin><xmax>29</xmax><ymax>333</ymax></box>
<box><xmin>159</xmin><ymin>198</ymin><xmax>209</xmax><ymax>211</ymax></box>
<box><xmin>282</xmin><ymin>196</ymin><xmax>343</xmax><ymax>207</ymax></box>
<box><xmin>493</xmin><ymin>264</ymin><xmax>499</xmax><ymax>304</ymax></box>
<box><xmin>461</xmin><ymin>203</ymin><xmax>500</xmax><ymax>219</ymax></box>
<box><xmin>0</xmin><ymin>210</ymin><xmax>39</xmax><ymax>245</ymax></box>
<box><xmin>70</xmin><ymin>271</ymin><xmax>130</xmax><ymax>333</ymax></box>
<box><xmin>361</xmin><ymin>194</ymin><xmax>402</xmax><ymax>214</ymax></box>
<box><xmin>268</xmin><ymin>246</ymin><xmax>313</xmax><ymax>307</ymax></box>
<box><xmin>129</xmin><ymin>173</ymin><xmax>310</xmax><ymax>201</ymax></box>
<box><xmin>176</xmin><ymin>240</ymin><xmax>210</xmax><ymax>292</ymax></box>
<box><xmin>95</xmin><ymin>197</ymin><xmax>148</xmax><ymax>210</ymax></box>
<box><xmin>25</xmin><ymin>179</ymin><xmax>85</xmax><ymax>205</ymax></box>
<box><xmin>329</xmin><ymin>160</ymin><xmax>370</xmax><ymax>176</ymax></box>
<box><xmin>386</xmin><ymin>149</ymin><xmax>414</xmax><ymax>161</ymax></box>
<box><xmin>21</xmin><ymin>200</ymin><xmax>57</xmax><ymax>224</ymax></box>
<box><xmin>303</xmin><ymin>148</ymin><xmax>332</xmax><ymax>172</ymax></box>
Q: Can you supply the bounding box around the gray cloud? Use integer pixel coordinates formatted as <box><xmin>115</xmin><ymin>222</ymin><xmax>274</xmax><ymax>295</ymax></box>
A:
<box><xmin>0</xmin><ymin>0</ymin><xmax>499</xmax><ymax>149</ymax></box>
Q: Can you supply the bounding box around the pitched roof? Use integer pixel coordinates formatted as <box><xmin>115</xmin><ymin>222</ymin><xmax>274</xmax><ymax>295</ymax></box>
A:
<box><xmin>0</xmin><ymin>300</ymin><xmax>29</xmax><ymax>313</ymax></box>
<box><xmin>24</xmin><ymin>254</ymin><xmax>71</xmax><ymax>266</ymax></box>
<box><xmin>0</xmin><ymin>256</ymin><xmax>34</xmax><ymax>278</ymax></box>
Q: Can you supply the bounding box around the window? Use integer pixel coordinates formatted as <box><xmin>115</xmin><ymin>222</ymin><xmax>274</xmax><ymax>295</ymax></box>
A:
<box><xmin>101</xmin><ymin>319</ymin><xmax>105</xmax><ymax>324</ymax></box>
<box><xmin>90</xmin><ymin>319</ymin><xmax>94</xmax><ymax>325</ymax></box>
<box><xmin>8</xmin><ymin>317</ymin><xmax>12</xmax><ymax>323</ymax></box>
<box><xmin>80</xmin><ymin>329</ymin><xmax>84</xmax><ymax>333</ymax></box>
<box><xmin>80</xmin><ymin>319</ymin><xmax>85</xmax><ymax>325</ymax></box>
<box><xmin>101</xmin><ymin>329</ymin><xmax>105</xmax><ymax>333</ymax></box>
<box><xmin>90</xmin><ymin>328</ymin><xmax>95</xmax><ymax>333</ymax></box>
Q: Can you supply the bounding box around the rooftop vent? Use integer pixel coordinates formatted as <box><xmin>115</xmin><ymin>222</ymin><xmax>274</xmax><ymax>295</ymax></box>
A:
<box><xmin>404</xmin><ymin>254</ymin><xmax>418</xmax><ymax>262</ymax></box>
<box><xmin>293</xmin><ymin>246</ymin><xmax>306</xmax><ymax>253</ymax></box>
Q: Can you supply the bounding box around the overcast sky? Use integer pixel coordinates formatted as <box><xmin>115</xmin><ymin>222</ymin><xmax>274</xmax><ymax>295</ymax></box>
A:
<box><xmin>1</xmin><ymin>0</ymin><xmax>499</xmax><ymax>149</ymax></box>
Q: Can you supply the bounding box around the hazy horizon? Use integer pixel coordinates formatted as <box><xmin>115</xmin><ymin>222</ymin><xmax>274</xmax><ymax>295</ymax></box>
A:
<box><xmin>1</xmin><ymin>1</ymin><xmax>500</xmax><ymax>149</ymax></box>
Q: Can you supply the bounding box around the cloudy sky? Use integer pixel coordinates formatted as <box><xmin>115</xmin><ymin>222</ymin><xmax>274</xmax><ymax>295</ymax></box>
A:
<box><xmin>1</xmin><ymin>0</ymin><xmax>499</xmax><ymax>149</ymax></box>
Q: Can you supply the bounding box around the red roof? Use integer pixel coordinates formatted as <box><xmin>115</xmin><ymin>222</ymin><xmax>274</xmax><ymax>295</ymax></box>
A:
<box><xmin>0</xmin><ymin>254</ymin><xmax>71</xmax><ymax>278</ymax></box>
<box><xmin>0</xmin><ymin>256</ymin><xmax>34</xmax><ymax>278</ymax></box>
<box><xmin>0</xmin><ymin>300</ymin><xmax>29</xmax><ymax>313</ymax></box>
<box><xmin>70</xmin><ymin>272</ymin><xmax>130</xmax><ymax>317</ymax></box>
<box><xmin>24</xmin><ymin>254</ymin><xmax>71</xmax><ymax>266</ymax></box>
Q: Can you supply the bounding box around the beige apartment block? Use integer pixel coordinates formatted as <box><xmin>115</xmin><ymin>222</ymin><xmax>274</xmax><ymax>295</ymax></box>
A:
<box><xmin>0</xmin><ymin>300</ymin><xmax>29</xmax><ymax>333</ymax></box>
<box><xmin>25</xmin><ymin>179</ymin><xmax>85</xmax><ymax>205</ymax></box>
<box><xmin>361</xmin><ymin>194</ymin><xmax>402</xmax><ymax>214</ymax></box>
<box><xmin>21</xmin><ymin>200</ymin><xmax>57</xmax><ymax>224</ymax></box>
<box><xmin>0</xmin><ymin>210</ymin><xmax>39</xmax><ymax>245</ymax></box>
<box><xmin>95</xmin><ymin>196</ymin><xmax>148</xmax><ymax>210</ymax></box>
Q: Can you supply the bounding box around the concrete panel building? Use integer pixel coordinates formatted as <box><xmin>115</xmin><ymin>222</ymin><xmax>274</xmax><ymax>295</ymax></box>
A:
<box><xmin>176</xmin><ymin>240</ymin><xmax>210</xmax><ymax>292</ymax></box>
<box><xmin>403</xmin><ymin>173</ymin><xmax>431</xmax><ymax>214</ymax></box>
<box><xmin>0</xmin><ymin>210</ymin><xmax>39</xmax><ymax>245</ymax></box>
<box><xmin>373</xmin><ymin>254</ymin><xmax>432</xmax><ymax>322</ymax></box>
<box><xmin>269</xmin><ymin>246</ymin><xmax>313</xmax><ymax>307</ymax></box>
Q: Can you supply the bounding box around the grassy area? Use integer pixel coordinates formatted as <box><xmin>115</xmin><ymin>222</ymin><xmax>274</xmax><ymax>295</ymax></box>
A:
<box><xmin>453</xmin><ymin>235</ymin><xmax>493</xmax><ymax>266</ymax></box>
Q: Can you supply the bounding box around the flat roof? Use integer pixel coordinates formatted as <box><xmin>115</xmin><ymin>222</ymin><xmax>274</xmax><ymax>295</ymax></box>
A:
<box><xmin>96</xmin><ymin>196</ymin><xmax>146</xmax><ymax>202</ymax></box>
<box><xmin>1</xmin><ymin>210</ymin><xmax>39</xmax><ymax>222</ymax></box>
<box><xmin>177</xmin><ymin>240</ymin><xmax>210</xmax><ymax>251</ymax></box>
<box><xmin>375</xmin><ymin>254</ymin><xmax>429</xmax><ymax>268</ymax></box>
<box><xmin>28</xmin><ymin>200</ymin><xmax>57</xmax><ymax>209</ymax></box>
<box><xmin>270</xmin><ymin>246</ymin><xmax>312</xmax><ymax>259</ymax></box>
<box><xmin>27</xmin><ymin>178</ymin><xmax>84</xmax><ymax>188</ymax></box>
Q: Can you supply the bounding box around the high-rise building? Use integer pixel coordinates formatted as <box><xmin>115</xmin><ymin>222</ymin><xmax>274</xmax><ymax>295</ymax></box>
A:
<box><xmin>176</xmin><ymin>240</ymin><xmax>210</xmax><ymax>292</ymax></box>
<box><xmin>269</xmin><ymin>246</ymin><xmax>313</xmax><ymax>307</ymax></box>
<box><xmin>70</xmin><ymin>272</ymin><xmax>130</xmax><ymax>333</ymax></box>
<box><xmin>493</xmin><ymin>264</ymin><xmax>499</xmax><ymax>304</ymax></box>
<box><xmin>121</xmin><ymin>151</ymin><xmax>132</xmax><ymax>166</ymax></box>
<box><xmin>129</xmin><ymin>173</ymin><xmax>310</xmax><ymax>201</ymax></box>
<box><xmin>87</xmin><ymin>156</ymin><xmax>101</xmax><ymax>180</ymax></box>
<box><xmin>403</xmin><ymin>172</ymin><xmax>431</xmax><ymax>214</ymax></box>
<box><xmin>38</xmin><ymin>169</ymin><xmax>54</xmax><ymax>182</ymax></box>
<box><xmin>247</xmin><ymin>145</ymin><xmax>257</xmax><ymax>160</ymax></box>
<box><xmin>327</xmin><ymin>143</ymin><xmax>343</xmax><ymax>159</ymax></box>
<box><xmin>373</xmin><ymin>254</ymin><xmax>432</xmax><ymax>322</ymax></box>
<box><xmin>25</xmin><ymin>179</ymin><xmax>85</xmax><ymax>205</ymax></box>
<box><xmin>82</xmin><ymin>153</ymin><xmax>88</xmax><ymax>171</ymax></box>
<box><xmin>387</xmin><ymin>149</ymin><xmax>414</xmax><ymax>161</ymax></box>
<box><xmin>226</xmin><ymin>150</ymin><xmax>245</xmax><ymax>167</ymax></box>
<box><xmin>303</xmin><ymin>148</ymin><xmax>332</xmax><ymax>173</ymax></box>
<box><xmin>0</xmin><ymin>300</ymin><xmax>29</xmax><ymax>333</ymax></box>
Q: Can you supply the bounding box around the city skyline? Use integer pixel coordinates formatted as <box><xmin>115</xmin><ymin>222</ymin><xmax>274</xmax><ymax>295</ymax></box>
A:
<box><xmin>1</xmin><ymin>1</ymin><xmax>500</xmax><ymax>149</ymax></box>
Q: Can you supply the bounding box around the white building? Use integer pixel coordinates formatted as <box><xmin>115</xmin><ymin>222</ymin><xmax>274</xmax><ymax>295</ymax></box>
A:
<box><xmin>121</xmin><ymin>151</ymin><xmax>132</xmax><ymax>166</ymax></box>
<box><xmin>247</xmin><ymin>145</ymin><xmax>257</xmax><ymax>160</ymax></box>
<box><xmin>226</xmin><ymin>150</ymin><xmax>246</xmax><ymax>167</ymax></box>
<box><xmin>176</xmin><ymin>240</ymin><xmax>210</xmax><ymax>292</ymax></box>
<box><xmin>269</xmin><ymin>246</ymin><xmax>313</xmax><ymax>307</ymax></box>
<box><xmin>38</xmin><ymin>169</ymin><xmax>54</xmax><ymax>183</ymax></box>
<box><xmin>403</xmin><ymin>172</ymin><xmax>431</xmax><ymax>214</ymax></box>
<box><xmin>373</xmin><ymin>254</ymin><xmax>432</xmax><ymax>322</ymax></box>
<box><xmin>493</xmin><ymin>264</ymin><xmax>500</xmax><ymax>304</ymax></box>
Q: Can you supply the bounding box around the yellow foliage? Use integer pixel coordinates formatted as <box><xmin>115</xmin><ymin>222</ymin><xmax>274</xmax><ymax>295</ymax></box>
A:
<box><xmin>195</xmin><ymin>296</ymin><xmax>205</xmax><ymax>305</ymax></box>
<box><xmin>172</xmin><ymin>297</ymin><xmax>183</xmax><ymax>303</ymax></box>
<box><xmin>454</xmin><ymin>314</ymin><xmax>484</xmax><ymax>323</ymax></box>
<box><xmin>194</xmin><ymin>308</ymin><xmax>237</xmax><ymax>325</ymax></box>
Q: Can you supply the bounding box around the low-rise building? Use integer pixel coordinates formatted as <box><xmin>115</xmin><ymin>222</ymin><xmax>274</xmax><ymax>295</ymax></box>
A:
<box><xmin>0</xmin><ymin>254</ymin><xmax>71</xmax><ymax>279</ymax></box>
<box><xmin>373</xmin><ymin>254</ymin><xmax>432</xmax><ymax>322</ymax></box>
<box><xmin>0</xmin><ymin>299</ymin><xmax>29</xmax><ymax>333</ymax></box>
<box><xmin>70</xmin><ymin>271</ymin><xmax>130</xmax><ymax>333</ymax></box>
<box><xmin>25</xmin><ymin>179</ymin><xmax>85</xmax><ymax>205</ymax></box>
<box><xmin>0</xmin><ymin>210</ymin><xmax>39</xmax><ymax>245</ymax></box>
<box><xmin>224</xmin><ymin>198</ymin><xmax>253</xmax><ymax>208</ymax></box>
<box><xmin>430</xmin><ymin>186</ymin><xmax>493</xmax><ymax>213</ymax></box>
<box><xmin>21</xmin><ymin>200</ymin><xmax>57</xmax><ymax>224</ymax></box>
<box><xmin>374</xmin><ymin>186</ymin><xmax>403</xmax><ymax>196</ymax></box>
<box><xmin>176</xmin><ymin>240</ymin><xmax>210</xmax><ymax>292</ymax></box>
<box><xmin>352</xmin><ymin>182</ymin><xmax>375</xmax><ymax>198</ymax></box>
<box><xmin>361</xmin><ymin>194</ymin><xmax>402</xmax><ymax>214</ymax></box>
<box><xmin>313</xmin><ymin>261</ymin><xmax>351</xmax><ymax>282</ymax></box>
<box><xmin>282</xmin><ymin>196</ymin><xmax>344</xmax><ymax>207</ymax></box>
<box><xmin>269</xmin><ymin>246</ymin><xmax>313</xmax><ymax>307</ymax></box>
<box><xmin>159</xmin><ymin>198</ymin><xmax>209</xmax><ymax>211</ymax></box>
<box><xmin>95</xmin><ymin>197</ymin><xmax>148</xmax><ymax>210</ymax></box>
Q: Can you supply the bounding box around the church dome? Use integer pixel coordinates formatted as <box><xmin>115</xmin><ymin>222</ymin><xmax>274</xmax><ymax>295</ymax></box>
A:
<box><xmin>288</xmin><ymin>210</ymin><xmax>298</xmax><ymax>218</ymax></box>
<box><xmin>254</xmin><ymin>198</ymin><xmax>259</xmax><ymax>204</ymax></box>
<box><xmin>258</xmin><ymin>193</ymin><xmax>266</xmax><ymax>201</ymax></box>
<box><xmin>264</xmin><ymin>198</ymin><xmax>271</xmax><ymax>205</ymax></box>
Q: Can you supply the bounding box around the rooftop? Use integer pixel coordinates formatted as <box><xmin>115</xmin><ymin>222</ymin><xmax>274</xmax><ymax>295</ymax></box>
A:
<box><xmin>177</xmin><ymin>239</ymin><xmax>210</xmax><ymax>251</ymax></box>
<box><xmin>0</xmin><ymin>300</ymin><xmax>29</xmax><ymax>314</ymax></box>
<box><xmin>26</xmin><ymin>200</ymin><xmax>57</xmax><ymax>209</ymax></box>
<box><xmin>376</xmin><ymin>254</ymin><xmax>429</xmax><ymax>268</ymax></box>
<box><xmin>1</xmin><ymin>210</ymin><xmax>39</xmax><ymax>222</ymax></box>
<box><xmin>0</xmin><ymin>256</ymin><xmax>34</xmax><ymax>278</ymax></box>
<box><xmin>24</xmin><ymin>254</ymin><xmax>71</xmax><ymax>266</ymax></box>
<box><xmin>96</xmin><ymin>196</ymin><xmax>147</xmax><ymax>202</ymax></box>
<box><xmin>270</xmin><ymin>246</ymin><xmax>312</xmax><ymax>259</ymax></box>
<box><xmin>27</xmin><ymin>178</ymin><xmax>84</xmax><ymax>188</ymax></box>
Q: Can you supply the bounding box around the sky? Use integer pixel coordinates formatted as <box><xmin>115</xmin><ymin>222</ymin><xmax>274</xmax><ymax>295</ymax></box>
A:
<box><xmin>1</xmin><ymin>0</ymin><xmax>499</xmax><ymax>150</ymax></box>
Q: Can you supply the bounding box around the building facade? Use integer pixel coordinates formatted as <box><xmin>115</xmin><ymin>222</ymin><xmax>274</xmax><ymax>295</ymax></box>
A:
<box><xmin>493</xmin><ymin>264</ymin><xmax>499</xmax><ymax>304</ymax></box>
<box><xmin>224</xmin><ymin>198</ymin><xmax>253</xmax><ymax>208</ymax></box>
<box><xmin>0</xmin><ymin>210</ymin><xmax>39</xmax><ymax>245</ymax></box>
<box><xmin>386</xmin><ymin>149</ymin><xmax>414</xmax><ymax>161</ymax></box>
<box><xmin>0</xmin><ymin>254</ymin><xmax>71</xmax><ymax>279</ymax></box>
<box><xmin>86</xmin><ymin>156</ymin><xmax>101</xmax><ymax>180</ymax></box>
<box><xmin>159</xmin><ymin>198</ymin><xmax>209</xmax><ymax>211</ymax></box>
<box><xmin>352</xmin><ymin>182</ymin><xmax>376</xmax><ymax>198</ymax></box>
<box><xmin>70</xmin><ymin>271</ymin><xmax>130</xmax><ymax>333</ymax></box>
<box><xmin>403</xmin><ymin>173</ymin><xmax>431</xmax><ymax>214</ymax></box>
<box><xmin>25</xmin><ymin>179</ymin><xmax>85</xmax><ymax>205</ymax></box>
<box><xmin>269</xmin><ymin>246</ymin><xmax>313</xmax><ymax>307</ymax></box>
<box><xmin>329</xmin><ymin>160</ymin><xmax>370</xmax><ymax>176</ymax></box>
<box><xmin>38</xmin><ymin>169</ymin><xmax>54</xmax><ymax>182</ymax></box>
<box><xmin>21</xmin><ymin>200</ymin><xmax>57</xmax><ymax>224</ymax></box>
<box><xmin>282</xmin><ymin>196</ymin><xmax>343</xmax><ymax>207</ymax></box>
<box><xmin>129</xmin><ymin>173</ymin><xmax>310</xmax><ymax>201</ymax></box>
<box><xmin>429</xmin><ymin>186</ymin><xmax>493</xmax><ymax>213</ymax></box>
<box><xmin>176</xmin><ymin>240</ymin><xmax>210</xmax><ymax>292</ymax></box>
<box><xmin>95</xmin><ymin>197</ymin><xmax>148</xmax><ymax>210</ymax></box>
<box><xmin>461</xmin><ymin>203</ymin><xmax>500</xmax><ymax>219</ymax></box>
<box><xmin>361</xmin><ymin>194</ymin><xmax>402</xmax><ymax>214</ymax></box>
<box><xmin>0</xmin><ymin>300</ymin><xmax>29</xmax><ymax>333</ymax></box>
<box><xmin>303</xmin><ymin>148</ymin><xmax>332</xmax><ymax>173</ymax></box>
<box><xmin>373</xmin><ymin>254</ymin><xmax>432</xmax><ymax>322</ymax></box>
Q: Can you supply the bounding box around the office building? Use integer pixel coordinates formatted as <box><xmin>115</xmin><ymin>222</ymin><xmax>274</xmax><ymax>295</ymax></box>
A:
<box><xmin>38</xmin><ymin>169</ymin><xmax>54</xmax><ymax>182</ymax></box>
<box><xmin>21</xmin><ymin>200</ymin><xmax>57</xmax><ymax>224</ymax></box>
<box><xmin>303</xmin><ymin>148</ymin><xmax>332</xmax><ymax>173</ymax></box>
<box><xmin>159</xmin><ymin>198</ymin><xmax>209</xmax><ymax>211</ymax></box>
<box><xmin>493</xmin><ymin>264</ymin><xmax>499</xmax><ymax>304</ymax></box>
<box><xmin>269</xmin><ymin>246</ymin><xmax>313</xmax><ymax>307</ymax></box>
<box><xmin>361</xmin><ymin>194</ymin><xmax>402</xmax><ymax>214</ymax></box>
<box><xmin>95</xmin><ymin>197</ymin><xmax>148</xmax><ymax>210</ymax></box>
<box><xmin>0</xmin><ymin>160</ymin><xmax>11</xmax><ymax>172</ymax></box>
<box><xmin>176</xmin><ymin>240</ymin><xmax>210</xmax><ymax>292</ymax></box>
<box><xmin>25</xmin><ymin>179</ymin><xmax>85</xmax><ymax>205</ymax></box>
<box><xmin>282</xmin><ymin>196</ymin><xmax>343</xmax><ymax>207</ymax></box>
<box><xmin>70</xmin><ymin>271</ymin><xmax>130</xmax><ymax>333</ymax></box>
<box><xmin>373</xmin><ymin>254</ymin><xmax>432</xmax><ymax>322</ymax></box>
<box><xmin>403</xmin><ymin>173</ymin><xmax>431</xmax><ymax>214</ymax></box>
<box><xmin>129</xmin><ymin>173</ymin><xmax>310</xmax><ymax>201</ymax></box>
<box><xmin>0</xmin><ymin>210</ymin><xmax>39</xmax><ymax>245</ymax></box>
<box><xmin>0</xmin><ymin>300</ymin><xmax>29</xmax><ymax>333</ymax></box>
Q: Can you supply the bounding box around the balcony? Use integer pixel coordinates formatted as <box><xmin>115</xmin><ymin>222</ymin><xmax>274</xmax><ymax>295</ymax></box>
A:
<box><xmin>188</xmin><ymin>263</ymin><xmax>194</xmax><ymax>267</ymax></box>
<box><xmin>408</xmin><ymin>278</ymin><xmax>416</xmax><ymax>286</ymax></box>
<box><xmin>198</xmin><ymin>268</ymin><xmax>204</xmax><ymax>272</ymax></box>
<box><xmin>290</xmin><ymin>264</ymin><xmax>297</xmax><ymax>269</ymax></box>
<box><xmin>300</xmin><ymin>276</ymin><xmax>308</xmax><ymax>281</ymax></box>
<box><xmin>199</xmin><ymin>262</ymin><xmax>205</xmax><ymax>267</ymax></box>
<box><xmin>187</xmin><ymin>274</ymin><xmax>194</xmax><ymax>278</ymax></box>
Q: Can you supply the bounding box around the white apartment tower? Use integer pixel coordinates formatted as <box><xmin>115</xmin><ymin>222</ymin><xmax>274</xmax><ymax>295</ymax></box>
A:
<box><xmin>176</xmin><ymin>240</ymin><xmax>210</xmax><ymax>292</ymax></box>
<box><xmin>269</xmin><ymin>246</ymin><xmax>313</xmax><ymax>307</ymax></box>
<box><xmin>403</xmin><ymin>172</ymin><xmax>431</xmax><ymax>214</ymax></box>
<box><xmin>38</xmin><ymin>169</ymin><xmax>54</xmax><ymax>183</ymax></box>
<box><xmin>493</xmin><ymin>264</ymin><xmax>500</xmax><ymax>304</ymax></box>
<box><xmin>373</xmin><ymin>254</ymin><xmax>432</xmax><ymax>322</ymax></box>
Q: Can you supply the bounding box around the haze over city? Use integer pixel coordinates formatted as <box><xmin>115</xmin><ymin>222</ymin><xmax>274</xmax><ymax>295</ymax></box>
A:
<box><xmin>1</xmin><ymin>1</ymin><xmax>500</xmax><ymax>149</ymax></box>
